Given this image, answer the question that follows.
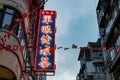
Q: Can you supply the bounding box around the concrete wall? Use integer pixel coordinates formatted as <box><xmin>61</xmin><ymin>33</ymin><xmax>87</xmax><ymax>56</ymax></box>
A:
<box><xmin>86</xmin><ymin>61</ymin><xmax>95</xmax><ymax>73</ymax></box>
<box><xmin>0</xmin><ymin>0</ymin><xmax>30</xmax><ymax>33</ymax></box>
<box><xmin>0</xmin><ymin>30</ymin><xmax>26</xmax><ymax>79</ymax></box>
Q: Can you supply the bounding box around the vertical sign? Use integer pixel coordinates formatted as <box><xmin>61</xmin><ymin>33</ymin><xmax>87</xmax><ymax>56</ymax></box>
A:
<box><xmin>34</xmin><ymin>10</ymin><xmax>56</xmax><ymax>72</ymax></box>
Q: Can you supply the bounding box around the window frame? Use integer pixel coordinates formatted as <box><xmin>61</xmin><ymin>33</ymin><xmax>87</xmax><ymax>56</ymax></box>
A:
<box><xmin>0</xmin><ymin>5</ymin><xmax>27</xmax><ymax>60</ymax></box>
<box><xmin>0</xmin><ymin>6</ymin><xmax>21</xmax><ymax>35</ymax></box>
<box><xmin>95</xmin><ymin>66</ymin><xmax>105</xmax><ymax>73</ymax></box>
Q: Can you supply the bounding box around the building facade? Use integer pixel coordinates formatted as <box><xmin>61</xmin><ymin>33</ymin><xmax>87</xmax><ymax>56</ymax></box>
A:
<box><xmin>96</xmin><ymin>0</ymin><xmax>120</xmax><ymax>80</ymax></box>
<box><xmin>77</xmin><ymin>40</ymin><xmax>106</xmax><ymax>80</ymax></box>
<box><xmin>0</xmin><ymin>0</ymin><xmax>46</xmax><ymax>80</ymax></box>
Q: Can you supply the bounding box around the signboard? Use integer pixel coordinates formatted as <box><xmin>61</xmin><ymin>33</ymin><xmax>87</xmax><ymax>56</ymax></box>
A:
<box><xmin>34</xmin><ymin>10</ymin><xmax>56</xmax><ymax>72</ymax></box>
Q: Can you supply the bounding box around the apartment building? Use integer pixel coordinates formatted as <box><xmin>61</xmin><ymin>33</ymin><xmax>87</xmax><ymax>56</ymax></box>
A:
<box><xmin>77</xmin><ymin>39</ymin><xmax>106</xmax><ymax>80</ymax></box>
<box><xmin>96</xmin><ymin>0</ymin><xmax>120</xmax><ymax>80</ymax></box>
<box><xmin>0</xmin><ymin>0</ymin><xmax>46</xmax><ymax>80</ymax></box>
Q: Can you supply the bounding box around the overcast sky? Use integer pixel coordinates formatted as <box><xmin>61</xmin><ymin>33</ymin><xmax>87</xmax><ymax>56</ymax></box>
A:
<box><xmin>45</xmin><ymin>0</ymin><xmax>98</xmax><ymax>80</ymax></box>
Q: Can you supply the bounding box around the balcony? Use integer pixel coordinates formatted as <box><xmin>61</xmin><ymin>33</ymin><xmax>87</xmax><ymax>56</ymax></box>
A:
<box><xmin>80</xmin><ymin>63</ymin><xmax>85</xmax><ymax>72</ymax></box>
<box><xmin>86</xmin><ymin>72</ymin><xmax>106</xmax><ymax>80</ymax></box>
<box><xmin>92</xmin><ymin>57</ymin><xmax>104</xmax><ymax>64</ymax></box>
<box><xmin>96</xmin><ymin>0</ymin><xmax>110</xmax><ymax>28</ymax></box>
<box><xmin>109</xmin><ymin>51</ymin><xmax>120</xmax><ymax>72</ymax></box>
<box><xmin>87</xmin><ymin>75</ymin><xmax>94</xmax><ymax>80</ymax></box>
<box><xmin>93</xmin><ymin>73</ymin><xmax>106</xmax><ymax>80</ymax></box>
<box><xmin>104</xmin><ymin>51</ymin><xmax>112</xmax><ymax>69</ymax></box>
<box><xmin>105</xmin><ymin>12</ymin><xmax>120</xmax><ymax>47</ymax></box>
<box><xmin>0</xmin><ymin>29</ymin><xmax>25</xmax><ymax>79</ymax></box>
<box><xmin>106</xmin><ymin>6</ymin><xmax>118</xmax><ymax>33</ymax></box>
<box><xmin>96</xmin><ymin>10</ymin><xmax>106</xmax><ymax>28</ymax></box>
<box><xmin>104</xmin><ymin>49</ymin><xmax>120</xmax><ymax>73</ymax></box>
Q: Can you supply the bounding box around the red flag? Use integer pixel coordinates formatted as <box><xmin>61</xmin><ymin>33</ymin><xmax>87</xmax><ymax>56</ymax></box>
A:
<box><xmin>102</xmin><ymin>46</ymin><xmax>107</xmax><ymax>50</ymax></box>
<box><xmin>6</xmin><ymin>45</ymin><xmax>11</xmax><ymax>51</ymax></box>
<box><xmin>80</xmin><ymin>47</ymin><xmax>85</xmax><ymax>50</ymax></box>
<box><xmin>19</xmin><ymin>46</ymin><xmax>25</xmax><ymax>51</ymax></box>
<box><xmin>9</xmin><ymin>24</ymin><xmax>18</xmax><ymax>33</ymax></box>
<box><xmin>0</xmin><ymin>44</ymin><xmax>4</xmax><ymax>50</ymax></box>
<box><xmin>87</xmin><ymin>47</ymin><xmax>92</xmax><ymax>50</ymax></box>
<box><xmin>72</xmin><ymin>44</ymin><xmax>77</xmax><ymax>48</ymax></box>
<box><xmin>21</xmin><ymin>13</ymin><xmax>28</xmax><ymax>18</ymax></box>
<box><xmin>93</xmin><ymin>48</ymin><xmax>99</xmax><ymax>50</ymax></box>
<box><xmin>7</xmin><ymin>32</ymin><xmax>12</xmax><ymax>39</ymax></box>
<box><xmin>14</xmin><ymin>18</ymin><xmax>22</xmax><ymax>22</ymax></box>
<box><xmin>13</xmin><ymin>45</ymin><xmax>18</xmax><ymax>51</ymax></box>
<box><xmin>109</xmin><ymin>47</ymin><xmax>114</xmax><ymax>50</ymax></box>
<box><xmin>57</xmin><ymin>46</ymin><xmax>63</xmax><ymax>49</ymax></box>
<box><xmin>116</xmin><ymin>47</ymin><xmax>120</xmax><ymax>50</ymax></box>
<box><xmin>64</xmin><ymin>48</ymin><xmax>69</xmax><ymax>50</ymax></box>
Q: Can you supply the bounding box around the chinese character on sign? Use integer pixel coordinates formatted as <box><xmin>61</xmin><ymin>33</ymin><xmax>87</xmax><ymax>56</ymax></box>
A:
<box><xmin>38</xmin><ymin>57</ymin><xmax>51</xmax><ymax>68</ymax></box>
<box><xmin>41</xmin><ymin>35</ymin><xmax>52</xmax><ymax>44</ymax></box>
<box><xmin>42</xmin><ymin>15</ymin><xmax>52</xmax><ymax>24</ymax></box>
<box><xmin>40</xmin><ymin>46</ymin><xmax>51</xmax><ymax>56</ymax></box>
<box><xmin>34</xmin><ymin>10</ymin><xmax>56</xmax><ymax>71</ymax></box>
<box><xmin>41</xmin><ymin>25</ymin><xmax>52</xmax><ymax>34</ymax></box>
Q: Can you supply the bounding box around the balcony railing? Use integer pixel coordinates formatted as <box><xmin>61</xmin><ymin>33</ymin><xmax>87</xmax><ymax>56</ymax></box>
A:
<box><xmin>106</xmin><ymin>6</ymin><xmax>118</xmax><ymax>35</ymax></box>
<box><xmin>92</xmin><ymin>57</ymin><xmax>104</xmax><ymax>63</ymax></box>
<box><xmin>87</xmin><ymin>72</ymin><xmax>106</xmax><ymax>80</ymax></box>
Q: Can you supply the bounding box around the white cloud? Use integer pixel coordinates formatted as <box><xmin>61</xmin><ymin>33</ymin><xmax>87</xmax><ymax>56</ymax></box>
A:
<box><xmin>45</xmin><ymin>0</ymin><xmax>98</xmax><ymax>37</ymax></box>
<box><xmin>71</xmin><ymin>0</ymin><xmax>98</xmax><ymax>19</ymax></box>
<box><xmin>45</xmin><ymin>0</ymin><xmax>78</xmax><ymax>36</ymax></box>
<box><xmin>45</xmin><ymin>0</ymin><xmax>98</xmax><ymax>80</ymax></box>
<box><xmin>47</xmin><ymin>49</ymin><xmax>79</xmax><ymax>80</ymax></box>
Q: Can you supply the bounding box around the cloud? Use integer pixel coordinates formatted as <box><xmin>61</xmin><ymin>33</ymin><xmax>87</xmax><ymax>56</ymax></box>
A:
<box><xmin>45</xmin><ymin>0</ymin><xmax>99</xmax><ymax>80</ymax></box>
<box><xmin>55</xmin><ymin>0</ymin><xmax>99</xmax><ymax>47</ymax></box>
<box><xmin>71</xmin><ymin>0</ymin><xmax>98</xmax><ymax>18</ymax></box>
<box><xmin>47</xmin><ymin>49</ymin><xmax>79</xmax><ymax>80</ymax></box>
<box><xmin>45</xmin><ymin>0</ymin><xmax>98</xmax><ymax>39</ymax></box>
<box><xmin>45</xmin><ymin>0</ymin><xmax>82</xmax><ymax>36</ymax></box>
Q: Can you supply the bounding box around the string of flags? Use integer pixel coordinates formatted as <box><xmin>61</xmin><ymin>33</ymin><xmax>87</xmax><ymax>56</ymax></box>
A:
<box><xmin>1</xmin><ymin>6</ymin><xmax>120</xmax><ymax>52</ymax></box>
<box><xmin>57</xmin><ymin>44</ymin><xmax>120</xmax><ymax>51</ymax></box>
<box><xmin>1</xmin><ymin>21</ymin><xmax>120</xmax><ymax>52</ymax></box>
<box><xmin>1</xmin><ymin>43</ymin><xmax>120</xmax><ymax>51</ymax></box>
<box><xmin>13</xmin><ymin>1</ymin><xmax>46</xmax><ymax>23</ymax></box>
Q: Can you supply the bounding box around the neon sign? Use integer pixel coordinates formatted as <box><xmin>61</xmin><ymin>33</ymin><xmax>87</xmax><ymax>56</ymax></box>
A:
<box><xmin>34</xmin><ymin>10</ymin><xmax>56</xmax><ymax>72</ymax></box>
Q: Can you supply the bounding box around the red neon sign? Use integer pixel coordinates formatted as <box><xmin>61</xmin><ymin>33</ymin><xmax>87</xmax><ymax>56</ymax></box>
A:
<box><xmin>34</xmin><ymin>10</ymin><xmax>56</xmax><ymax>72</ymax></box>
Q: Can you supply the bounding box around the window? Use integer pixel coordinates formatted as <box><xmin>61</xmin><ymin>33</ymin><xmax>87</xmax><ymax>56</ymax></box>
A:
<box><xmin>106</xmin><ymin>7</ymin><xmax>117</xmax><ymax>35</ymax></box>
<box><xmin>115</xmin><ymin>36</ymin><xmax>120</xmax><ymax>46</ymax></box>
<box><xmin>0</xmin><ymin>5</ymin><xmax>29</xmax><ymax>63</ymax></box>
<box><xmin>92</xmin><ymin>52</ymin><xmax>102</xmax><ymax>58</ymax></box>
<box><xmin>1</xmin><ymin>8</ymin><xmax>14</xmax><ymax>29</ymax></box>
<box><xmin>114</xmin><ymin>36</ymin><xmax>120</xmax><ymax>53</ymax></box>
<box><xmin>18</xmin><ymin>22</ymin><xmax>27</xmax><ymax>60</ymax></box>
<box><xmin>18</xmin><ymin>23</ymin><xmax>23</xmax><ymax>39</ymax></box>
<box><xmin>95</xmin><ymin>66</ymin><xmax>105</xmax><ymax>73</ymax></box>
<box><xmin>99</xmin><ymin>2</ymin><xmax>107</xmax><ymax>13</ymax></box>
<box><xmin>110</xmin><ymin>50</ymin><xmax>117</xmax><ymax>60</ymax></box>
<box><xmin>21</xmin><ymin>39</ymin><xmax>27</xmax><ymax>60</ymax></box>
<box><xmin>118</xmin><ymin>0</ymin><xmax>120</xmax><ymax>9</ymax></box>
<box><xmin>0</xmin><ymin>7</ymin><xmax>20</xmax><ymax>35</ymax></box>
